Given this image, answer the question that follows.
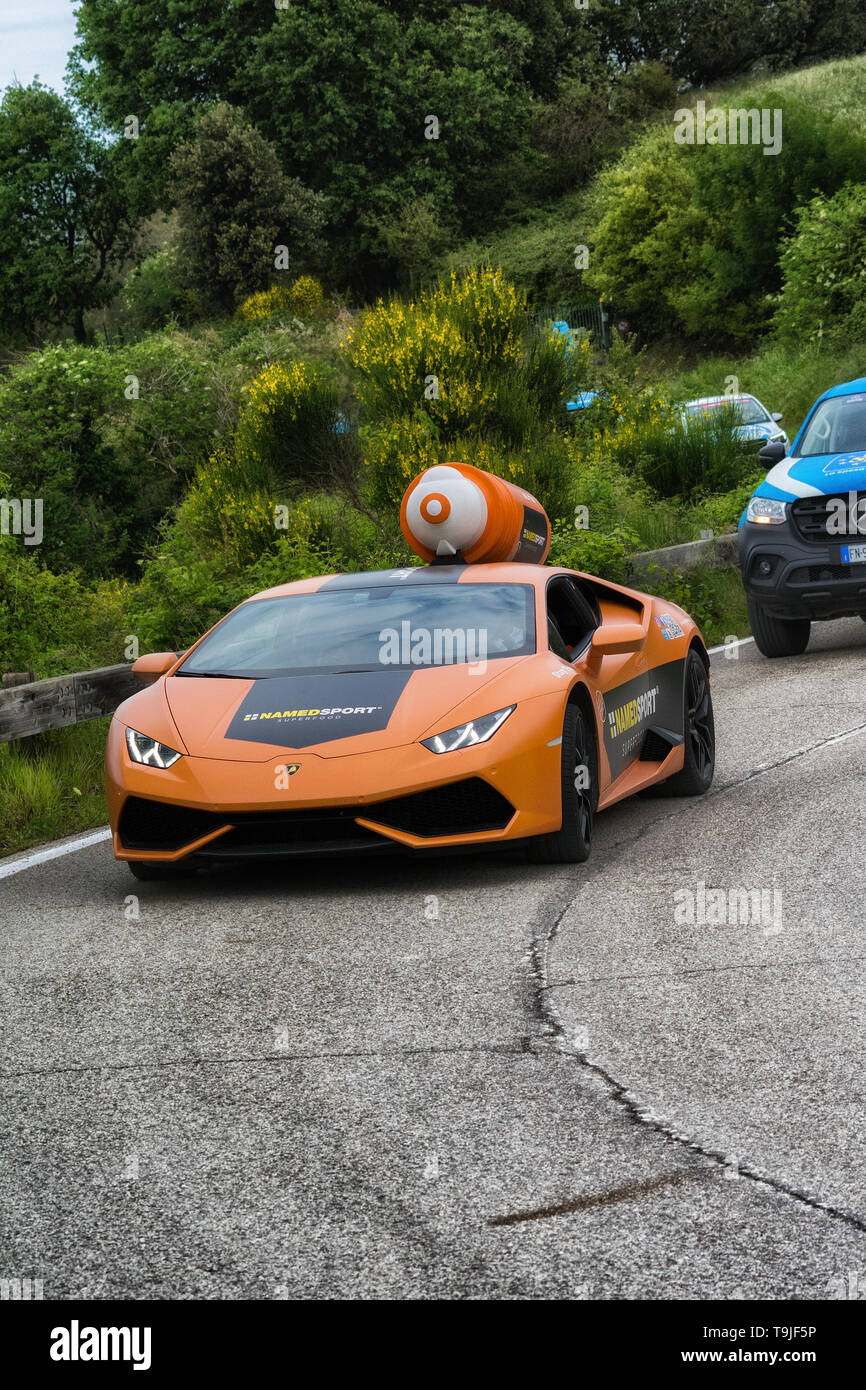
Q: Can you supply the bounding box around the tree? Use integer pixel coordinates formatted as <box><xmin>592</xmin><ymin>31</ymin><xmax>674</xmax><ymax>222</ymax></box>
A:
<box><xmin>0</xmin><ymin>84</ymin><xmax>139</xmax><ymax>342</ymax></box>
<box><xmin>70</xmin><ymin>1</ymin><xmax>544</xmax><ymax>282</ymax></box>
<box><xmin>246</xmin><ymin>1</ymin><xmax>536</xmax><ymax>281</ymax></box>
<box><xmin>576</xmin><ymin>1</ymin><xmax>866</xmax><ymax>85</ymax></box>
<box><xmin>168</xmin><ymin>104</ymin><xmax>325</xmax><ymax>312</ymax></box>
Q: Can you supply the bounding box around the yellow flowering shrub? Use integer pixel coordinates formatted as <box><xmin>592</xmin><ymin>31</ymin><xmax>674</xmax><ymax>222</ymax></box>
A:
<box><xmin>362</xmin><ymin>416</ymin><xmax>578</xmax><ymax>517</ymax></box>
<box><xmin>343</xmin><ymin>267</ymin><xmax>526</xmax><ymax>432</ymax></box>
<box><xmin>285</xmin><ymin>275</ymin><xmax>326</xmax><ymax>316</ymax></box>
<box><xmin>236</xmin><ymin>276</ymin><xmax>328</xmax><ymax>321</ymax></box>
<box><xmin>342</xmin><ymin>268</ymin><xmax>590</xmax><ymax>516</ymax></box>
<box><xmin>360</xmin><ymin>416</ymin><xmax>442</xmax><ymax>510</ymax></box>
<box><xmin>178</xmin><ymin>449</ymin><xmax>279</xmax><ymax>570</ymax></box>
<box><xmin>236</xmin><ymin>359</ymin><xmax>339</xmax><ymax>481</ymax></box>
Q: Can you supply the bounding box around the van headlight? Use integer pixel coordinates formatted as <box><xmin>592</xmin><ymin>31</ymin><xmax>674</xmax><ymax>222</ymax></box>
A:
<box><xmin>421</xmin><ymin>706</ymin><xmax>515</xmax><ymax>754</ymax></box>
<box><xmin>126</xmin><ymin>728</ymin><xmax>183</xmax><ymax>768</ymax></box>
<box><xmin>747</xmin><ymin>496</ymin><xmax>787</xmax><ymax>525</ymax></box>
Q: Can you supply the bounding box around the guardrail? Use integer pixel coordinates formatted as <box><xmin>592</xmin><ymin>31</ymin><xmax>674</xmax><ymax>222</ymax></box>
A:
<box><xmin>0</xmin><ymin>665</ymin><xmax>142</xmax><ymax>743</ymax></box>
<box><xmin>0</xmin><ymin>533</ymin><xmax>739</xmax><ymax>743</ymax></box>
<box><xmin>630</xmin><ymin>532</ymin><xmax>738</xmax><ymax>575</ymax></box>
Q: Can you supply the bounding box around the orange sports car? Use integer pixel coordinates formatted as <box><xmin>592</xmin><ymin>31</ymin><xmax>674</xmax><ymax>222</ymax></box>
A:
<box><xmin>106</xmin><ymin>559</ymin><xmax>715</xmax><ymax>881</ymax></box>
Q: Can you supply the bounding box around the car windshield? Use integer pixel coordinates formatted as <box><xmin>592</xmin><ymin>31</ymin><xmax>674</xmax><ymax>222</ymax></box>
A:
<box><xmin>797</xmin><ymin>392</ymin><xmax>866</xmax><ymax>457</ymax></box>
<box><xmin>178</xmin><ymin>583</ymin><xmax>537</xmax><ymax>677</ymax></box>
<box><xmin>685</xmin><ymin>398</ymin><xmax>767</xmax><ymax>426</ymax></box>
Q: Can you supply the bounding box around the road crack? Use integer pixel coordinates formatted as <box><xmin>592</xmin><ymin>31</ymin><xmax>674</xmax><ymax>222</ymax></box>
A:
<box><xmin>0</xmin><ymin>1038</ymin><xmax>535</xmax><ymax>1080</ymax></box>
<box><xmin>519</xmin><ymin>884</ymin><xmax>866</xmax><ymax>1235</ymax></box>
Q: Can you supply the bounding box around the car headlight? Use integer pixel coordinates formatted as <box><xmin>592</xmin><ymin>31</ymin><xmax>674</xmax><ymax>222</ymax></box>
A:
<box><xmin>421</xmin><ymin>706</ymin><xmax>515</xmax><ymax>754</ymax></box>
<box><xmin>747</xmin><ymin>496</ymin><xmax>788</xmax><ymax>525</ymax></box>
<box><xmin>125</xmin><ymin>727</ymin><xmax>183</xmax><ymax>768</ymax></box>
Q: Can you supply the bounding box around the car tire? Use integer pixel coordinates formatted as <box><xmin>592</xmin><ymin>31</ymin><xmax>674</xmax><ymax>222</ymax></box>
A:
<box><xmin>528</xmin><ymin>700</ymin><xmax>596</xmax><ymax>864</ymax></box>
<box><xmin>657</xmin><ymin>648</ymin><xmax>715</xmax><ymax>797</ymax></box>
<box><xmin>747</xmin><ymin>597</ymin><xmax>810</xmax><ymax>657</ymax></box>
<box><xmin>127</xmin><ymin>860</ymin><xmax>195</xmax><ymax>882</ymax></box>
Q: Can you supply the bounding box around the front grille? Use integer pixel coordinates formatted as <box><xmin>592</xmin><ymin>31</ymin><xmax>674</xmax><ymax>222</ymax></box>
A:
<box><xmin>119</xmin><ymin>797</ymin><xmax>228</xmax><ymax>851</ymax></box>
<box><xmin>210</xmin><ymin>811</ymin><xmax>386</xmax><ymax>856</ymax></box>
<box><xmin>362</xmin><ymin>778</ymin><xmax>514</xmax><ymax>837</ymax></box>
<box><xmin>118</xmin><ymin>779</ymin><xmax>514</xmax><ymax>854</ymax></box>
<box><xmin>790</xmin><ymin>492</ymin><xmax>866</xmax><ymax>543</ymax></box>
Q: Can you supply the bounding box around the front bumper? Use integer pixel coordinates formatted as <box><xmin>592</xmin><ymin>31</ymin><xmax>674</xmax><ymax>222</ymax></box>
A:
<box><xmin>106</xmin><ymin>693</ymin><xmax>567</xmax><ymax>863</ymax></box>
<box><xmin>739</xmin><ymin>519</ymin><xmax>866</xmax><ymax>620</ymax></box>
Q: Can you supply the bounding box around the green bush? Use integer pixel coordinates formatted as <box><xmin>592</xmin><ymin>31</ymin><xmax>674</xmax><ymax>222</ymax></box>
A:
<box><xmin>0</xmin><ymin>345</ymin><xmax>132</xmax><ymax>577</ymax></box>
<box><xmin>0</xmin><ymin>540</ymin><xmax>131</xmax><ymax>677</ymax></box>
<box><xmin>774</xmin><ymin>183</ymin><xmax>866</xmax><ymax>345</ymax></box>
<box><xmin>574</xmin><ymin>386</ymin><xmax>756</xmax><ymax>498</ymax></box>
<box><xmin>636</xmin><ymin>563</ymin><xmax>749</xmax><ymax>648</ymax></box>
<box><xmin>446</xmin><ymin>195</ymin><xmax>592</xmax><ymax>305</ymax></box>
<box><xmin>0</xmin><ymin>335</ymin><xmax>239</xmax><ymax>577</ymax></box>
<box><xmin>631</xmin><ymin>406</ymin><xmax>757</xmax><ymax>497</ymax></box>
<box><xmin>584</xmin><ymin>96</ymin><xmax>866</xmax><ymax>341</ymax></box>
<box><xmin>122</xmin><ymin>248</ymin><xmax>186</xmax><ymax>331</ymax></box>
<box><xmin>548</xmin><ymin>522</ymin><xmax>640</xmax><ymax>584</ymax></box>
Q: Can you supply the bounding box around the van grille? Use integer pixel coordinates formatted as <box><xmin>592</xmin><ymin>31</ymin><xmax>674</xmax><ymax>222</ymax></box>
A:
<box><xmin>790</xmin><ymin>492</ymin><xmax>866</xmax><ymax>543</ymax></box>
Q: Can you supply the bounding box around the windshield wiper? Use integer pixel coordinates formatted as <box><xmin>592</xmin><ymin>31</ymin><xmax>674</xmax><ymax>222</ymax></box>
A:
<box><xmin>175</xmin><ymin>670</ymin><xmax>248</xmax><ymax>678</ymax></box>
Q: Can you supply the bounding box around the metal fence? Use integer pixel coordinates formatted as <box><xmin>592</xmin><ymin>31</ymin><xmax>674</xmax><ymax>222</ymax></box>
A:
<box><xmin>532</xmin><ymin>301</ymin><xmax>613</xmax><ymax>349</ymax></box>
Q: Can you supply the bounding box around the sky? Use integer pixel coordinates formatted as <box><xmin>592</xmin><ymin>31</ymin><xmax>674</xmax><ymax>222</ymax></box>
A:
<box><xmin>1</xmin><ymin>0</ymin><xmax>78</xmax><ymax>96</ymax></box>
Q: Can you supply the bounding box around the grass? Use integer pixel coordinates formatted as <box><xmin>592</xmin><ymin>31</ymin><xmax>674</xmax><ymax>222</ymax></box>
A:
<box><xmin>719</xmin><ymin>55</ymin><xmax>866</xmax><ymax>139</ymax></box>
<box><xmin>616</xmin><ymin>487</ymin><xmax>754</xmax><ymax>550</ymax></box>
<box><xmin>639</xmin><ymin>562</ymin><xmax>750</xmax><ymax>647</ymax></box>
<box><xmin>0</xmin><ymin>719</ymin><xmax>109</xmax><ymax>856</ymax></box>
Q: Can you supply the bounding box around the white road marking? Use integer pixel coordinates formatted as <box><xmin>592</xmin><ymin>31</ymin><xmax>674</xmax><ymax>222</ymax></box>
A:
<box><xmin>707</xmin><ymin>635</ymin><xmax>755</xmax><ymax>656</ymax></box>
<box><xmin>0</xmin><ymin>827</ymin><xmax>111</xmax><ymax>880</ymax></box>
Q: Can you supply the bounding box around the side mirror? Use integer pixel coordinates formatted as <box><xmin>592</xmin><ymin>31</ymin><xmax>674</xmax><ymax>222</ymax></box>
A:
<box><xmin>758</xmin><ymin>440</ymin><xmax>786</xmax><ymax>465</ymax></box>
<box><xmin>771</xmin><ymin>412</ymin><xmax>783</xmax><ymax>422</ymax></box>
<box><xmin>590</xmin><ymin>621</ymin><xmax>646</xmax><ymax>656</ymax></box>
<box><xmin>132</xmin><ymin>652</ymin><xmax>178</xmax><ymax>683</ymax></box>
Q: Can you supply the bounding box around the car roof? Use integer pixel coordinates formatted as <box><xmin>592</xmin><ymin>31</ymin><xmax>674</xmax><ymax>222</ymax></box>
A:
<box><xmin>249</xmin><ymin>563</ymin><xmax>585</xmax><ymax>602</ymax></box>
<box><xmin>684</xmin><ymin>394</ymin><xmax>756</xmax><ymax>407</ymax></box>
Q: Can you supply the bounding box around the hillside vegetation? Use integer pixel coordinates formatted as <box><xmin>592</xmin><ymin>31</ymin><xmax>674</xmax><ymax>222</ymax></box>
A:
<box><xmin>3</xmin><ymin>23</ymin><xmax>866</xmax><ymax>851</ymax></box>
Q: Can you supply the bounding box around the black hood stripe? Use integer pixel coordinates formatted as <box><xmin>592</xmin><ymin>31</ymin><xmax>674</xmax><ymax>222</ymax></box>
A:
<box><xmin>225</xmin><ymin>671</ymin><xmax>414</xmax><ymax>748</ymax></box>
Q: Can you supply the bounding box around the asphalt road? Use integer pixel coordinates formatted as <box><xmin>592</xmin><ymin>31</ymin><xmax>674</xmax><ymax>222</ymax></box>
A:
<box><xmin>1</xmin><ymin>619</ymin><xmax>864</xmax><ymax>1300</ymax></box>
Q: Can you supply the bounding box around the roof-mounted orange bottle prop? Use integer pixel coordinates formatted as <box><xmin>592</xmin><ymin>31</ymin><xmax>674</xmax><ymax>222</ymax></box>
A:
<box><xmin>400</xmin><ymin>462</ymin><xmax>551</xmax><ymax>566</ymax></box>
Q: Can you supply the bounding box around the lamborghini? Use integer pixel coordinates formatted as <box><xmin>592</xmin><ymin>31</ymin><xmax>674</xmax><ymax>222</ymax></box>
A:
<box><xmin>107</xmin><ymin>560</ymin><xmax>715</xmax><ymax>880</ymax></box>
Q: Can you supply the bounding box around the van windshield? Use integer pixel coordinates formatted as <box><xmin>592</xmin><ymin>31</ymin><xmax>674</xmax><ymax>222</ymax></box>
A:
<box><xmin>797</xmin><ymin>393</ymin><xmax>866</xmax><ymax>457</ymax></box>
